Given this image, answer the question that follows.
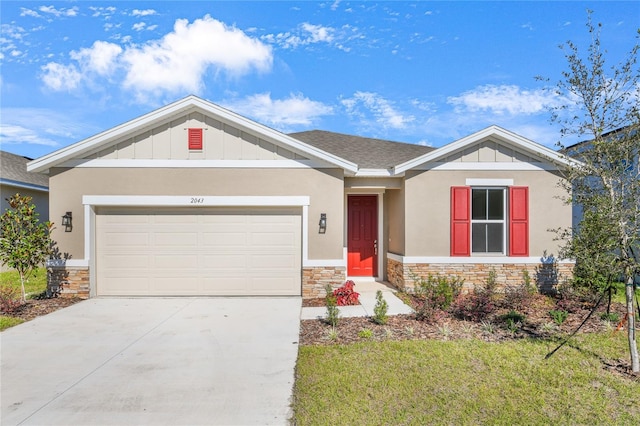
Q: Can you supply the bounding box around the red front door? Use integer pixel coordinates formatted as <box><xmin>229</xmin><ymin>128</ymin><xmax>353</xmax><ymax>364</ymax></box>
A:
<box><xmin>348</xmin><ymin>195</ymin><xmax>378</xmax><ymax>277</ymax></box>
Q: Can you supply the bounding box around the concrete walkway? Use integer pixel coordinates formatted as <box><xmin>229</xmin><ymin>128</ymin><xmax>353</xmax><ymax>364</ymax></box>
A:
<box><xmin>300</xmin><ymin>280</ymin><xmax>414</xmax><ymax>320</ymax></box>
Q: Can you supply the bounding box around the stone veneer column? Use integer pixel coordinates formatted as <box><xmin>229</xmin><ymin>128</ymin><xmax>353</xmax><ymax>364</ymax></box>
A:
<box><xmin>48</xmin><ymin>266</ymin><xmax>90</xmax><ymax>299</ymax></box>
<box><xmin>302</xmin><ymin>267</ymin><xmax>346</xmax><ymax>299</ymax></box>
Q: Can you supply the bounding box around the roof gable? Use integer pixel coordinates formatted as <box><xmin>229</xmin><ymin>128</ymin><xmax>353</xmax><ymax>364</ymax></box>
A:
<box><xmin>395</xmin><ymin>125</ymin><xmax>578</xmax><ymax>173</ymax></box>
<box><xmin>28</xmin><ymin>96</ymin><xmax>357</xmax><ymax>173</ymax></box>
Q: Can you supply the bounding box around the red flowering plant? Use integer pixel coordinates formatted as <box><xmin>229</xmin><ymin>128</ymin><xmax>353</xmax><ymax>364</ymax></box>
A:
<box><xmin>333</xmin><ymin>280</ymin><xmax>360</xmax><ymax>306</ymax></box>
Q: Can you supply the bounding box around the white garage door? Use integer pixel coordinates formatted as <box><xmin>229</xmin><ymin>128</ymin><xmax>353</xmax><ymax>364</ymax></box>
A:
<box><xmin>96</xmin><ymin>207</ymin><xmax>301</xmax><ymax>296</ymax></box>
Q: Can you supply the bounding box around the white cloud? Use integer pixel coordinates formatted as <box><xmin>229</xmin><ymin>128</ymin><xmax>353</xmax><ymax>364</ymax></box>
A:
<box><xmin>263</xmin><ymin>23</ymin><xmax>336</xmax><ymax>49</ymax></box>
<box><xmin>40</xmin><ymin>62</ymin><xmax>82</xmax><ymax>91</ymax></box>
<box><xmin>69</xmin><ymin>41</ymin><xmax>123</xmax><ymax>76</ymax></box>
<box><xmin>122</xmin><ymin>15</ymin><xmax>272</xmax><ymax>101</ymax></box>
<box><xmin>132</xmin><ymin>22</ymin><xmax>146</xmax><ymax>31</ymax></box>
<box><xmin>342</xmin><ymin>92</ymin><xmax>414</xmax><ymax>129</ymax></box>
<box><xmin>20</xmin><ymin>8</ymin><xmax>41</xmax><ymax>18</ymax></box>
<box><xmin>89</xmin><ymin>6</ymin><xmax>117</xmax><ymax>18</ymax></box>
<box><xmin>447</xmin><ymin>85</ymin><xmax>562</xmax><ymax>115</ymax></box>
<box><xmin>39</xmin><ymin>15</ymin><xmax>273</xmax><ymax>103</ymax></box>
<box><xmin>224</xmin><ymin>93</ymin><xmax>333</xmax><ymax>128</ymax></box>
<box><xmin>132</xmin><ymin>9</ymin><xmax>157</xmax><ymax>17</ymax></box>
<box><xmin>0</xmin><ymin>124</ymin><xmax>59</xmax><ymax>147</ymax></box>
<box><xmin>39</xmin><ymin>5</ymin><xmax>79</xmax><ymax>18</ymax></box>
<box><xmin>0</xmin><ymin>108</ymin><xmax>99</xmax><ymax>148</ymax></box>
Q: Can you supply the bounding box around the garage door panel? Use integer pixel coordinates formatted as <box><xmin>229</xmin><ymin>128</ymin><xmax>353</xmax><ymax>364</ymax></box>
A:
<box><xmin>202</xmin><ymin>232</ymin><xmax>248</xmax><ymax>247</ymax></box>
<box><xmin>201</xmin><ymin>254</ymin><xmax>246</xmax><ymax>268</ymax></box>
<box><xmin>103</xmin><ymin>232</ymin><xmax>150</xmax><ymax>247</ymax></box>
<box><xmin>96</xmin><ymin>208</ymin><xmax>301</xmax><ymax>296</ymax></box>
<box><xmin>154</xmin><ymin>232</ymin><xmax>199</xmax><ymax>247</ymax></box>
<box><xmin>101</xmin><ymin>255</ymin><xmax>150</xmax><ymax>269</ymax></box>
<box><xmin>152</xmin><ymin>255</ymin><xmax>199</xmax><ymax>269</ymax></box>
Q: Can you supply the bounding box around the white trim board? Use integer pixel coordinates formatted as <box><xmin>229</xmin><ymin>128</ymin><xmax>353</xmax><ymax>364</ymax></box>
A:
<box><xmin>82</xmin><ymin>195</ymin><xmax>310</xmax><ymax>207</ymax></box>
<box><xmin>387</xmin><ymin>253</ymin><xmax>574</xmax><ymax>264</ymax></box>
<box><xmin>61</xmin><ymin>159</ymin><xmax>334</xmax><ymax>169</ymax></box>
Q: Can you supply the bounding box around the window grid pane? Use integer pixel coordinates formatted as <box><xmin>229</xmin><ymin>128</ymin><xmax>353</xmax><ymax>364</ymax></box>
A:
<box><xmin>471</xmin><ymin>188</ymin><xmax>505</xmax><ymax>254</ymax></box>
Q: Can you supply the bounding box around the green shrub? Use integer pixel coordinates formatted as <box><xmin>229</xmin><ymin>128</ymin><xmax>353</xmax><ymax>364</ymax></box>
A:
<box><xmin>324</xmin><ymin>284</ymin><xmax>340</xmax><ymax>327</ymax></box>
<box><xmin>0</xmin><ymin>283</ymin><xmax>23</xmax><ymax>314</ymax></box>
<box><xmin>503</xmin><ymin>270</ymin><xmax>538</xmax><ymax>310</ymax></box>
<box><xmin>600</xmin><ymin>312</ymin><xmax>620</xmax><ymax>322</ymax></box>
<box><xmin>372</xmin><ymin>290</ymin><xmax>388</xmax><ymax>325</ymax></box>
<box><xmin>358</xmin><ymin>328</ymin><xmax>373</xmax><ymax>339</ymax></box>
<box><xmin>452</xmin><ymin>270</ymin><xmax>498</xmax><ymax>322</ymax></box>
<box><xmin>549</xmin><ymin>309</ymin><xmax>569</xmax><ymax>325</ymax></box>
<box><xmin>412</xmin><ymin>272</ymin><xmax>463</xmax><ymax>310</ymax></box>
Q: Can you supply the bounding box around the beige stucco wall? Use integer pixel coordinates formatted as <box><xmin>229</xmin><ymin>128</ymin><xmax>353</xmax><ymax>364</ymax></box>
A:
<box><xmin>403</xmin><ymin>169</ymin><xmax>570</xmax><ymax>257</ymax></box>
<box><xmin>386</xmin><ymin>187</ymin><xmax>405</xmax><ymax>255</ymax></box>
<box><xmin>48</xmin><ymin>167</ymin><xmax>344</xmax><ymax>261</ymax></box>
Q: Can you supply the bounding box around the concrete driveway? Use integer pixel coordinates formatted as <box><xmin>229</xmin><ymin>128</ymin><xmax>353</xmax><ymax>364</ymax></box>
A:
<box><xmin>1</xmin><ymin>297</ymin><xmax>301</xmax><ymax>425</ymax></box>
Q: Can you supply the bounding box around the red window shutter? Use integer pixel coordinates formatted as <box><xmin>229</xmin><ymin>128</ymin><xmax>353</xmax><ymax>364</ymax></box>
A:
<box><xmin>451</xmin><ymin>186</ymin><xmax>470</xmax><ymax>256</ymax></box>
<box><xmin>509</xmin><ymin>186</ymin><xmax>529</xmax><ymax>256</ymax></box>
<box><xmin>188</xmin><ymin>128</ymin><xmax>203</xmax><ymax>150</ymax></box>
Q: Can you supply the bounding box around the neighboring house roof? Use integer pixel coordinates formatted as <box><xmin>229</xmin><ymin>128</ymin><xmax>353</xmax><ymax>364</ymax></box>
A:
<box><xmin>395</xmin><ymin>125</ymin><xmax>580</xmax><ymax>174</ymax></box>
<box><xmin>288</xmin><ymin>130</ymin><xmax>434</xmax><ymax>169</ymax></box>
<box><xmin>27</xmin><ymin>95</ymin><xmax>358</xmax><ymax>174</ymax></box>
<box><xmin>0</xmin><ymin>151</ymin><xmax>49</xmax><ymax>191</ymax></box>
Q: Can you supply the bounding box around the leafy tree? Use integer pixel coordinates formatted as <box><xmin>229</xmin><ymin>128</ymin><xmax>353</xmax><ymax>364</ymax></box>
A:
<box><xmin>0</xmin><ymin>194</ymin><xmax>53</xmax><ymax>302</ymax></box>
<box><xmin>547</xmin><ymin>12</ymin><xmax>640</xmax><ymax>371</ymax></box>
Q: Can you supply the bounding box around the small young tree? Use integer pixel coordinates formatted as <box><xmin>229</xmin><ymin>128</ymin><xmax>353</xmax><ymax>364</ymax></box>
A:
<box><xmin>547</xmin><ymin>12</ymin><xmax>640</xmax><ymax>371</ymax></box>
<box><xmin>0</xmin><ymin>194</ymin><xmax>53</xmax><ymax>302</ymax></box>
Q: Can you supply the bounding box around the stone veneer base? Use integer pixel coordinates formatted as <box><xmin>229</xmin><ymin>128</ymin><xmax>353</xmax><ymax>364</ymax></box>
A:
<box><xmin>302</xmin><ymin>267</ymin><xmax>346</xmax><ymax>299</ymax></box>
<box><xmin>49</xmin><ymin>265</ymin><xmax>345</xmax><ymax>300</ymax></box>
<box><xmin>387</xmin><ymin>258</ymin><xmax>574</xmax><ymax>294</ymax></box>
<box><xmin>48</xmin><ymin>266</ymin><xmax>90</xmax><ymax>299</ymax></box>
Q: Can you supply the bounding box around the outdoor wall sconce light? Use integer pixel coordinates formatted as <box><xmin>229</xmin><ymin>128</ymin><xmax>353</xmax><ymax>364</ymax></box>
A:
<box><xmin>319</xmin><ymin>213</ymin><xmax>327</xmax><ymax>234</ymax></box>
<box><xmin>61</xmin><ymin>212</ymin><xmax>72</xmax><ymax>232</ymax></box>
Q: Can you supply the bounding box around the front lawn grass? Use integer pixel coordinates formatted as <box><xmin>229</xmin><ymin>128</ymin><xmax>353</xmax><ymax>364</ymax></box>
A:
<box><xmin>0</xmin><ymin>267</ymin><xmax>48</xmax><ymax>298</ymax></box>
<box><xmin>293</xmin><ymin>332</ymin><xmax>639</xmax><ymax>425</ymax></box>
<box><xmin>0</xmin><ymin>316</ymin><xmax>25</xmax><ymax>331</ymax></box>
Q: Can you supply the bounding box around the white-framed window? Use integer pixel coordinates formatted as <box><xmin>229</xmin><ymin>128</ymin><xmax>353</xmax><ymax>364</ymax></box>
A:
<box><xmin>471</xmin><ymin>187</ymin><xmax>506</xmax><ymax>254</ymax></box>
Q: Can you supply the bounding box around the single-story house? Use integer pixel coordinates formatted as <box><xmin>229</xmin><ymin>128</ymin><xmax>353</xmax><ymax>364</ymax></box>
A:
<box><xmin>27</xmin><ymin>95</ymin><xmax>575</xmax><ymax>299</ymax></box>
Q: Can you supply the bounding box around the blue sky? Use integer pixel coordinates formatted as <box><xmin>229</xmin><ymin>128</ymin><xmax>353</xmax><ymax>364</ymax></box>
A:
<box><xmin>1</xmin><ymin>1</ymin><xmax>638</xmax><ymax>160</ymax></box>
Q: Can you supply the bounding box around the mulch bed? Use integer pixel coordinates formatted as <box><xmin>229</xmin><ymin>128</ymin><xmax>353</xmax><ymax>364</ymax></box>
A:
<box><xmin>300</xmin><ymin>293</ymin><xmax>639</xmax><ymax>381</ymax></box>
<box><xmin>2</xmin><ymin>297</ymin><xmax>83</xmax><ymax>322</ymax></box>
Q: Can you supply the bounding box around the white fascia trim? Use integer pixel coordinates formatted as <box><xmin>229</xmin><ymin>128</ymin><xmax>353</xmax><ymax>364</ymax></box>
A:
<box><xmin>0</xmin><ymin>179</ymin><xmax>49</xmax><ymax>192</ymax></box>
<box><xmin>416</xmin><ymin>162</ymin><xmax>558</xmax><ymax>171</ymax></box>
<box><xmin>46</xmin><ymin>259</ymin><xmax>89</xmax><ymax>267</ymax></box>
<box><xmin>466</xmin><ymin>178</ymin><xmax>514</xmax><ymax>186</ymax></box>
<box><xmin>394</xmin><ymin>125</ymin><xmax>577</xmax><ymax>173</ymax></box>
<box><xmin>303</xmin><ymin>259</ymin><xmax>347</xmax><ymax>267</ymax></box>
<box><xmin>28</xmin><ymin>95</ymin><xmax>358</xmax><ymax>174</ymax></box>
<box><xmin>82</xmin><ymin>195</ymin><xmax>311</xmax><ymax>207</ymax></box>
<box><xmin>388</xmin><ymin>254</ymin><xmax>575</xmax><ymax>264</ymax></box>
<box><xmin>60</xmin><ymin>159</ymin><xmax>331</xmax><ymax>169</ymax></box>
<box><xmin>354</xmin><ymin>168</ymin><xmax>395</xmax><ymax>177</ymax></box>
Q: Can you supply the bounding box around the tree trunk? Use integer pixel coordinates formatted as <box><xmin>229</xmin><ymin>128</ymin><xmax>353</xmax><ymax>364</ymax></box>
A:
<box><xmin>625</xmin><ymin>270</ymin><xmax>639</xmax><ymax>372</ymax></box>
<box><xmin>19</xmin><ymin>271</ymin><xmax>26</xmax><ymax>303</ymax></box>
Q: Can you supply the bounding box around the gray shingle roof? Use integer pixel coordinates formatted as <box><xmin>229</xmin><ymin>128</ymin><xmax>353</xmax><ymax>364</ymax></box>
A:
<box><xmin>0</xmin><ymin>151</ymin><xmax>49</xmax><ymax>189</ymax></box>
<box><xmin>288</xmin><ymin>130</ymin><xmax>434</xmax><ymax>169</ymax></box>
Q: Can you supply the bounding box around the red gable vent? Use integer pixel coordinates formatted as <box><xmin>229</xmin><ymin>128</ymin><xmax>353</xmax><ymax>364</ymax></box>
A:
<box><xmin>188</xmin><ymin>128</ymin><xmax>203</xmax><ymax>150</ymax></box>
